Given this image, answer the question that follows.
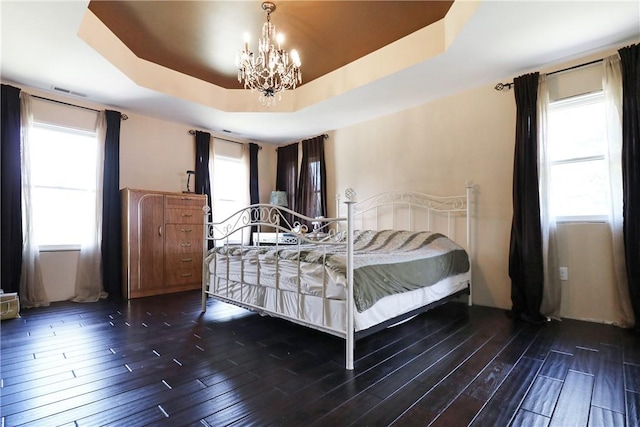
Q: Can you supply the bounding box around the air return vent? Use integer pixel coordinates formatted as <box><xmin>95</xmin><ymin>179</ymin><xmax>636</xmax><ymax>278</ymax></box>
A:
<box><xmin>53</xmin><ymin>86</ymin><xmax>87</xmax><ymax>97</ymax></box>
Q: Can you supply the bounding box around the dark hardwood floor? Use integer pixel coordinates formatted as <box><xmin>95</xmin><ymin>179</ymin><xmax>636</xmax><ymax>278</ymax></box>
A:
<box><xmin>1</xmin><ymin>290</ymin><xmax>638</xmax><ymax>427</ymax></box>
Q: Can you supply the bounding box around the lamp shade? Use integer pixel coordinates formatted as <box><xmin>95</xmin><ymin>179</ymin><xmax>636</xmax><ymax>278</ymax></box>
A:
<box><xmin>269</xmin><ymin>191</ymin><xmax>288</xmax><ymax>207</ymax></box>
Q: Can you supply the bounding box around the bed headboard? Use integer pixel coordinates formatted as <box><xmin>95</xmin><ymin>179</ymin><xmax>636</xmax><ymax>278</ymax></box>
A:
<box><xmin>337</xmin><ymin>183</ymin><xmax>472</xmax><ymax>252</ymax></box>
<box><xmin>205</xmin><ymin>184</ymin><xmax>473</xmax><ymax>252</ymax></box>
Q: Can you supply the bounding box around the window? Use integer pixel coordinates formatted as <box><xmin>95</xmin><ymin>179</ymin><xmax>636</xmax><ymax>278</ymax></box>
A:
<box><xmin>212</xmin><ymin>154</ymin><xmax>248</xmax><ymax>243</ymax></box>
<box><xmin>307</xmin><ymin>160</ymin><xmax>323</xmax><ymax>218</ymax></box>
<box><xmin>30</xmin><ymin>123</ymin><xmax>98</xmax><ymax>249</ymax></box>
<box><xmin>547</xmin><ymin>92</ymin><xmax>609</xmax><ymax>220</ymax></box>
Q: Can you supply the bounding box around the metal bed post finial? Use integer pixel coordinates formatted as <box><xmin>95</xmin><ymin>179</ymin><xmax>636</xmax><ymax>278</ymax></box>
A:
<box><xmin>344</xmin><ymin>188</ymin><xmax>357</xmax><ymax>201</ymax></box>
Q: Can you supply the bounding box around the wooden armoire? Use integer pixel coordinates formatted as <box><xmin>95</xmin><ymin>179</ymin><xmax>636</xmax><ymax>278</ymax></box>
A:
<box><xmin>121</xmin><ymin>188</ymin><xmax>207</xmax><ymax>299</ymax></box>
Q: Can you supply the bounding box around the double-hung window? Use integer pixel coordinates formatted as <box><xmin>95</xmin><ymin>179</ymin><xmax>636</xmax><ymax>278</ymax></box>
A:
<box><xmin>547</xmin><ymin>91</ymin><xmax>609</xmax><ymax>221</ymax></box>
<box><xmin>29</xmin><ymin>123</ymin><xmax>99</xmax><ymax>250</ymax></box>
<box><xmin>212</xmin><ymin>156</ymin><xmax>246</xmax><ymax>220</ymax></box>
<box><xmin>211</xmin><ymin>140</ymin><xmax>249</xmax><ymax>244</ymax></box>
<box><xmin>306</xmin><ymin>159</ymin><xmax>323</xmax><ymax>218</ymax></box>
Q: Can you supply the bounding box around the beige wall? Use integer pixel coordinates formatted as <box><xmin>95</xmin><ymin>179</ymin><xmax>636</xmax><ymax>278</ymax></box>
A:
<box><xmin>328</xmin><ymin>47</ymin><xmax>629</xmax><ymax>324</ymax></box>
<box><xmin>556</xmin><ymin>223</ymin><xmax>619</xmax><ymax>323</ymax></box>
<box><xmin>39</xmin><ymin>251</ymin><xmax>79</xmax><ymax>302</ymax></box>
<box><xmin>120</xmin><ymin>113</ymin><xmax>195</xmax><ymax>193</ymax></box>
<box><xmin>119</xmin><ymin>116</ymin><xmax>278</xmax><ymax>199</ymax></box>
<box><xmin>329</xmin><ymin>84</ymin><xmax>516</xmax><ymax>311</ymax></box>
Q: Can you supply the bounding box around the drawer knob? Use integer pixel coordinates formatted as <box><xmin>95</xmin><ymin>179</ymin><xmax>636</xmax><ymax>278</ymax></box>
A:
<box><xmin>181</xmin><ymin>213</ymin><xmax>193</xmax><ymax>217</ymax></box>
<box><xmin>181</xmin><ymin>273</ymin><xmax>193</xmax><ymax>277</ymax></box>
<box><xmin>181</xmin><ymin>243</ymin><xmax>192</xmax><ymax>247</ymax></box>
<box><xmin>181</xmin><ymin>258</ymin><xmax>193</xmax><ymax>262</ymax></box>
<box><xmin>181</xmin><ymin>228</ymin><xmax>193</xmax><ymax>233</ymax></box>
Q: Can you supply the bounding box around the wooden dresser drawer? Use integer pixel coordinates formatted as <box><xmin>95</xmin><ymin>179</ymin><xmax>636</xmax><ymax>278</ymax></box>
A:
<box><xmin>165</xmin><ymin>194</ymin><xmax>206</xmax><ymax>208</ymax></box>
<box><xmin>165</xmin><ymin>208</ymin><xmax>204</xmax><ymax>224</ymax></box>
<box><xmin>164</xmin><ymin>224</ymin><xmax>203</xmax><ymax>254</ymax></box>
<box><xmin>164</xmin><ymin>258</ymin><xmax>201</xmax><ymax>286</ymax></box>
<box><xmin>165</xmin><ymin>253</ymin><xmax>202</xmax><ymax>286</ymax></box>
<box><xmin>165</xmin><ymin>253</ymin><xmax>202</xmax><ymax>266</ymax></box>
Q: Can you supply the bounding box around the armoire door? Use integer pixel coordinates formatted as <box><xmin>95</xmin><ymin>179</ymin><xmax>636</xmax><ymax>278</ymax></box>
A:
<box><xmin>136</xmin><ymin>193</ymin><xmax>165</xmax><ymax>291</ymax></box>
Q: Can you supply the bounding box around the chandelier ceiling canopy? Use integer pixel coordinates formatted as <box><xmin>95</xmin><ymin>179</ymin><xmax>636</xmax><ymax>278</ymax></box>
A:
<box><xmin>235</xmin><ymin>2</ymin><xmax>302</xmax><ymax>106</ymax></box>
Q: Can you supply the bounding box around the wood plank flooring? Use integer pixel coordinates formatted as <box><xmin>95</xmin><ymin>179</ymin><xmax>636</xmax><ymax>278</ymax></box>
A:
<box><xmin>1</xmin><ymin>290</ymin><xmax>638</xmax><ymax>426</ymax></box>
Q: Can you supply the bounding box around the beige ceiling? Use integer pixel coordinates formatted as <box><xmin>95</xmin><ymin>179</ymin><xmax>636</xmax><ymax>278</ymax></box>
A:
<box><xmin>88</xmin><ymin>1</ymin><xmax>454</xmax><ymax>89</ymax></box>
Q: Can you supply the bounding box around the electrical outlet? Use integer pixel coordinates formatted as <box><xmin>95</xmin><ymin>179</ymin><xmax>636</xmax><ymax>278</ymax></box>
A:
<box><xmin>559</xmin><ymin>267</ymin><xmax>569</xmax><ymax>281</ymax></box>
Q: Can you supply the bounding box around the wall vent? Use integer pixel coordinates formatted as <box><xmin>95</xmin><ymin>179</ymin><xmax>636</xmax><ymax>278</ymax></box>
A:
<box><xmin>53</xmin><ymin>86</ymin><xmax>87</xmax><ymax>97</ymax></box>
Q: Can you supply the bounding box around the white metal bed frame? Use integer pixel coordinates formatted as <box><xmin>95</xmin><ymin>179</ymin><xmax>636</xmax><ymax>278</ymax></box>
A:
<box><xmin>201</xmin><ymin>185</ymin><xmax>473</xmax><ymax>370</ymax></box>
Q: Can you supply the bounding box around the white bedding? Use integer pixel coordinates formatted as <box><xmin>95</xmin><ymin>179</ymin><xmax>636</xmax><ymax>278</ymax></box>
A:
<box><xmin>206</xmin><ymin>230</ymin><xmax>470</xmax><ymax>333</ymax></box>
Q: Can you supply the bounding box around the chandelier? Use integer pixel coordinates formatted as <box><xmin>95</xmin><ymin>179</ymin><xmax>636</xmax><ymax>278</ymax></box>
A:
<box><xmin>235</xmin><ymin>2</ymin><xmax>302</xmax><ymax>106</ymax></box>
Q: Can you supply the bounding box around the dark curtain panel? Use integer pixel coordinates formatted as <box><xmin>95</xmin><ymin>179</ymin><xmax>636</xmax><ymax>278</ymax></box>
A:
<box><xmin>1</xmin><ymin>84</ymin><xmax>23</xmax><ymax>293</ymax></box>
<box><xmin>618</xmin><ymin>43</ymin><xmax>640</xmax><ymax>333</ymax></box>
<box><xmin>297</xmin><ymin>135</ymin><xmax>327</xmax><ymax>229</ymax></box>
<box><xmin>194</xmin><ymin>131</ymin><xmax>213</xmax><ymax>249</ymax></box>
<box><xmin>275</xmin><ymin>142</ymin><xmax>299</xmax><ymax>227</ymax></box>
<box><xmin>508</xmin><ymin>72</ymin><xmax>545</xmax><ymax>324</ymax></box>
<box><xmin>249</xmin><ymin>143</ymin><xmax>260</xmax><ymax>245</ymax></box>
<box><xmin>101</xmin><ymin>110</ymin><xmax>123</xmax><ymax>298</ymax></box>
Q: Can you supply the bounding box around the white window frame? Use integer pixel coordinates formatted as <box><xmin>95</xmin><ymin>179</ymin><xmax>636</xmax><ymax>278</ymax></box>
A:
<box><xmin>547</xmin><ymin>91</ymin><xmax>609</xmax><ymax>223</ymax></box>
<box><xmin>307</xmin><ymin>159</ymin><xmax>323</xmax><ymax>218</ymax></box>
<box><xmin>29</xmin><ymin>122</ymin><xmax>99</xmax><ymax>251</ymax></box>
<box><xmin>212</xmin><ymin>153</ymin><xmax>249</xmax><ymax>244</ymax></box>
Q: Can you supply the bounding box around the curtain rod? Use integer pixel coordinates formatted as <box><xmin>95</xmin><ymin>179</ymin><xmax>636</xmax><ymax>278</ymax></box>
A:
<box><xmin>188</xmin><ymin>129</ymin><xmax>262</xmax><ymax>150</ymax></box>
<box><xmin>31</xmin><ymin>94</ymin><xmax>129</xmax><ymax>120</ymax></box>
<box><xmin>494</xmin><ymin>58</ymin><xmax>604</xmax><ymax>91</ymax></box>
<box><xmin>275</xmin><ymin>134</ymin><xmax>329</xmax><ymax>150</ymax></box>
<box><xmin>281</xmin><ymin>133</ymin><xmax>329</xmax><ymax>144</ymax></box>
<box><xmin>276</xmin><ymin>133</ymin><xmax>329</xmax><ymax>150</ymax></box>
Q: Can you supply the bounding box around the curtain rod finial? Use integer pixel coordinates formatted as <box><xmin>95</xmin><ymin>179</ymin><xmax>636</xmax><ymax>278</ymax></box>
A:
<box><xmin>494</xmin><ymin>82</ymin><xmax>513</xmax><ymax>91</ymax></box>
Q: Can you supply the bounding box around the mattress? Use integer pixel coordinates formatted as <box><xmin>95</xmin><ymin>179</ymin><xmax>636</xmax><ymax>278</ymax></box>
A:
<box><xmin>206</xmin><ymin>230</ymin><xmax>470</xmax><ymax>332</ymax></box>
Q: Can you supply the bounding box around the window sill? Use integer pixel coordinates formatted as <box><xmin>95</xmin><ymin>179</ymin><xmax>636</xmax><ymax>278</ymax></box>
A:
<box><xmin>555</xmin><ymin>215</ymin><xmax>608</xmax><ymax>224</ymax></box>
<box><xmin>39</xmin><ymin>245</ymin><xmax>81</xmax><ymax>252</ymax></box>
